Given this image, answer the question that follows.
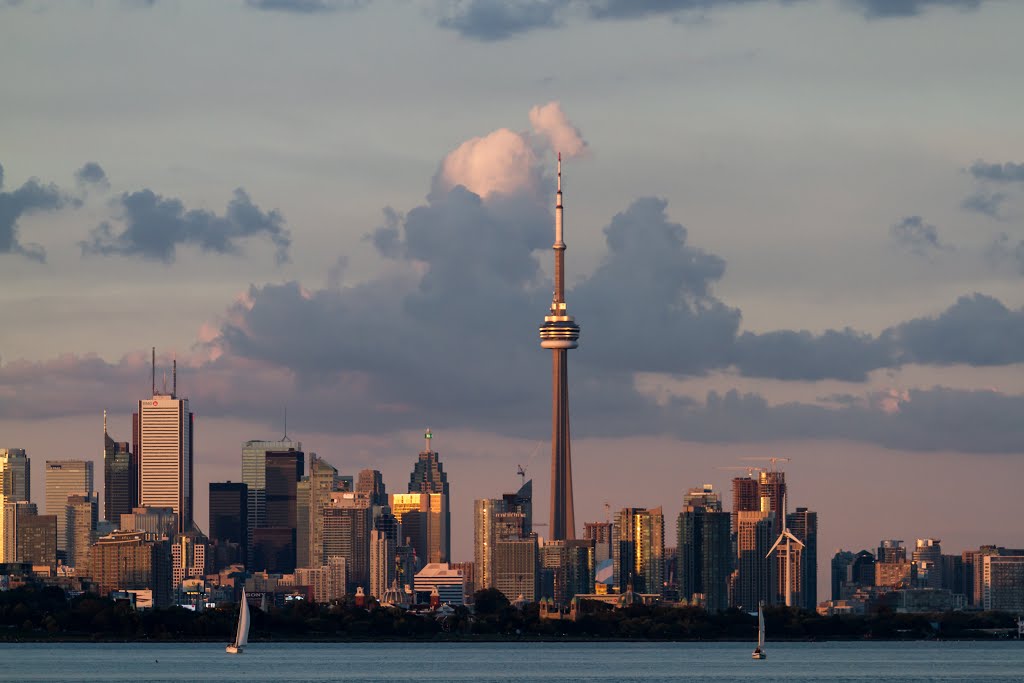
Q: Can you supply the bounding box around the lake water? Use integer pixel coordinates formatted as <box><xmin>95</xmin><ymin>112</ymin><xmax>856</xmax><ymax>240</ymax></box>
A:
<box><xmin>2</xmin><ymin>641</ymin><xmax>1023</xmax><ymax>682</ymax></box>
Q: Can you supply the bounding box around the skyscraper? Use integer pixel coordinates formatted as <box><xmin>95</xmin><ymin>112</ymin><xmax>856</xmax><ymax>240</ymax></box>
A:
<box><xmin>539</xmin><ymin>155</ymin><xmax>580</xmax><ymax>541</ymax></box>
<box><xmin>474</xmin><ymin>479</ymin><xmax>532</xmax><ymax>592</ymax></box>
<box><xmin>322</xmin><ymin>491</ymin><xmax>372</xmax><ymax>593</ymax></box>
<box><xmin>612</xmin><ymin>507</ymin><xmax>665</xmax><ymax>594</ymax></box>
<box><xmin>209</xmin><ymin>481</ymin><xmax>248</xmax><ymax>567</ymax></box>
<box><xmin>65</xmin><ymin>493</ymin><xmax>97</xmax><ymax>569</ymax></box>
<box><xmin>0</xmin><ymin>448</ymin><xmax>31</xmax><ymax>502</ymax></box>
<box><xmin>734</xmin><ymin>508</ymin><xmax>776</xmax><ymax>610</ymax></box>
<box><xmin>913</xmin><ymin>538</ymin><xmax>942</xmax><ymax>589</ymax></box>
<box><xmin>103</xmin><ymin>411</ymin><xmax>135</xmax><ymax>523</ymax></box>
<box><xmin>299</xmin><ymin>454</ymin><xmax>338</xmax><ymax>568</ymax></box>
<box><xmin>357</xmin><ymin>469</ymin><xmax>387</xmax><ymax>506</ymax></box>
<box><xmin>0</xmin><ymin>448</ymin><xmax>31</xmax><ymax>563</ymax></box>
<box><xmin>241</xmin><ymin>438</ymin><xmax>302</xmax><ymax>564</ymax></box>
<box><xmin>406</xmin><ymin>430</ymin><xmax>450</xmax><ymax>563</ymax></box>
<box><xmin>730</xmin><ymin>475</ymin><xmax>759</xmax><ymax>536</ymax></box>
<box><xmin>787</xmin><ymin>507</ymin><xmax>818</xmax><ymax>610</ymax></box>
<box><xmin>136</xmin><ymin>352</ymin><xmax>193</xmax><ymax>532</ymax></box>
<box><xmin>677</xmin><ymin>485</ymin><xmax>731</xmax><ymax>611</ymax></box>
<box><xmin>45</xmin><ymin>460</ymin><xmax>95</xmax><ymax>557</ymax></box>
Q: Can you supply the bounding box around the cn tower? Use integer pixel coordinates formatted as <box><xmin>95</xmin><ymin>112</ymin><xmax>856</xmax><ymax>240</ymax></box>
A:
<box><xmin>539</xmin><ymin>153</ymin><xmax>580</xmax><ymax>541</ymax></box>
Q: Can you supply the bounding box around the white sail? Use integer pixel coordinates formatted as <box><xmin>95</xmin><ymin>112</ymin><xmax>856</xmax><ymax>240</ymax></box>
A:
<box><xmin>235</xmin><ymin>589</ymin><xmax>250</xmax><ymax>648</ymax></box>
<box><xmin>757</xmin><ymin>604</ymin><xmax>765</xmax><ymax>649</ymax></box>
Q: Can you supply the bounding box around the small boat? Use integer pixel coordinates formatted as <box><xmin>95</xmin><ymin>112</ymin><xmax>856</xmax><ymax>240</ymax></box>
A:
<box><xmin>752</xmin><ymin>601</ymin><xmax>766</xmax><ymax>659</ymax></box>
<box><xmin>226</xmin><ymin>588</ymin><xmax>250</xmax><ymax>654</ymax></box>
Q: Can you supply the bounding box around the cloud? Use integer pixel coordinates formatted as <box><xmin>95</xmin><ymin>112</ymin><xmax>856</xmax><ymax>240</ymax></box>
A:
<box><xmin>437</xmin><ymin>0</ymin><xmax>569</xmax><ymax>40</ymax></box>
<box><xmin>969</xmin><ymin>160</ymin><xmax>1024</xmax><ymax>183</ymax></box>
<box><xmin>80</xmin><ymin>187</ymin><xmax>291</xmax><ymax>264</ymax></box>
<box><xmin>961</xmin><ymin>191</ymin><xmax>1007</xmax><ymax>218</ymax></box>
<box><xmin>572</xmin><ymin>197</ymin><xmax>741</xmax><ymax>375</ymax></box>
<box><xmin>529</xmin><ymin>102</ymin><xmax>588</xmax><ymax>158</ymax></box>
<box><xmin>436</xmin><ymin>0</ymin><xmax>991</xmax><ymax>40</ymax></box>
<box><xmin>850</xmin><ymin>0</ymin><xmax>984</xmax><ymax>19</ymax></box>
<box><xmin>75</xmin><ymin>162</ymin><xmax>109</xmax><ymax>190</ymax></box>
<box><xmin>890</xmin><ymin>215</ymin><xmax>948</xmax><ymax>255</ymax></box>
<box><xmin>671</xmin><ymin>386</ymin><xmax>1024</xmax><ymax>453</ymax></box>
<box><xmin>733</xmin><ymin>328</ymin><xmax>893</xmax><ymax>382</ymax></box>
<box><xmin>0</xmin><ymin>161</ymin><xmax>75</xmax><ymax>263</ymax></box>
<box><xmin>894</xmin><ymin>293</ymin><xmax>1024</xmax><ymax>366</ymax></box>
<box><xmin>244</xmin><ymin>0</ymin><xmax>367</xmax><ymax>13</ymax></box>
<box><xmin>434</xmin><ymin>128</ymin><xmax>541</xmax><ymax>199</ymax></box>
<box><xmin>433</xmin><ymin>101</ymin><xmax>582</xmax><ymax>199</ymax></box>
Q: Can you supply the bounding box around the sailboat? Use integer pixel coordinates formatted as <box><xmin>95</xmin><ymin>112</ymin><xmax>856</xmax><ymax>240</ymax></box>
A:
<box><xmin>752</xmin><ymin>601</ymin><xmax>766</xmax><ymax>659</ymax></box>
<box><xmin>226</xmin><ymin>589</ymin><xmax>250</xmax><ymax>654</ymax></box>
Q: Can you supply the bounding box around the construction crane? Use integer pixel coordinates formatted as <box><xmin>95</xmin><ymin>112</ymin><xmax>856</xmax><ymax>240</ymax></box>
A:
<box><xmin>716</xmin><ymin>465</ymin><xmax>766</xmax><ymax>478</ymax></box>
<box><xmin>739</xmin><ymin>456</ymin><xmax>791</xmax><ymax>471</ymax></box>
<box><xmin>516</xmin><ymin>464</ymin><xmax>527</xmax><ymax>487</ymax></box>
<box><xmin>604</xmin><ymin>501</ymin><xmax>611</xmax><ymax>524</ymax></box>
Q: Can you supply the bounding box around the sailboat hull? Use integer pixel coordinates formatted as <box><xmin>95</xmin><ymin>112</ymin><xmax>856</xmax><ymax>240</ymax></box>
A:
<box><xmin>225</xmin><ymin>645</ymin><xmax>243</xmax><ymax>654</ymax></box>
<box><xmin>751</xmin><ymin>650</ymin><xmax>766</xmax><ymax>659</ymax></box>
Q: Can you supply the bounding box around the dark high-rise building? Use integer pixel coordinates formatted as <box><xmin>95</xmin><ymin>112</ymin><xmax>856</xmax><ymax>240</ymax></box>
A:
<box><xmin>540</xmin><ymin>539</ymin><xmax>593</xmax><ymax>605</ymax></box>
<box><xmin>677</xmin><ymin>486</ymin><xmax>731</xmax><ymax>611</ymax></box>
<box><xmin>265</xmin><ymin>450</ymin><xmax>303</xmax><ymax>529</ymax></box>
<box><xmin>103</xmin><ymin>411</ymin><xmax>135</xmax><ymax>523</ymax></box>
<box><xmin>787</xmin><ymin>507</ymin><xmax>818</xmax><ymax>611</ymax></box>
<box><xmin>406</xmin><ymin>430</ymin><xmax>450</xmax><ymax>563</ymax></box>
<box><xmin>241</xmin><ymin>438</ymin><xmax>301</xmax><ymax>565</ymax></box>
<box><xmin>209</xmin><ymin>482</ymin><xmax>248</xmax><ymax>566</ymax></box>
<box><xmin>17</xmin><ymin>512</ymin><xmax>57</xmax><ymax>568</ymax></box>
<box><xmin>258</xmin><ymin>449</ymin><xmax>303</xmax><ymax>571</ymax></box>
<box><xmin>538</xmin><ymin>156</ymin><xmax>580</xmax><ymax>541</ymax></box>
<box><xmin>252</xmin><ymin>527</ymin><xmax>296</xmax><ymax>574</ymax></box>
<box><xmin>357</xmin><ymin>469</ymin><xmax>387</xmax><ymax>507</ymax></box>
<box><xmin>831</xmin><ymin>550</ymin><xmax>854</xmax><ymax>601</ymax></box>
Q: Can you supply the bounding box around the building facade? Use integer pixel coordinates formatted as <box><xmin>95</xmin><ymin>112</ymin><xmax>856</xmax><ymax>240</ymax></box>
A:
<box><xmin>136</xmin><ymin>390</ymin><xmax>193</xmax><ymax>533</ymax></box>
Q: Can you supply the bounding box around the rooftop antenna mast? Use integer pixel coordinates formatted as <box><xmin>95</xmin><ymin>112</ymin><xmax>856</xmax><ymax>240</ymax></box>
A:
<box><xmin>151</xmin><ymin>346</ymin><xmax>156</xmax><ymax>396</ymax></box>
<box><xmin>282</xmin><ymin>404</ymin><xmax>290</xmax><ymax>441</ymax></box>
<box><xmin>172</xmin><ymin>352</ymin><xmax>177</xmax><ymax>398</ymax></box>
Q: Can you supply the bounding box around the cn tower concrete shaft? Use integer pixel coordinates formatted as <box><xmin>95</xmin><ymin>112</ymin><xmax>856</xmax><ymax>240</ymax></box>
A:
<box><xmin>539</xmin><ymin>154</ymin><xmax>580</xmax><ymax>541</ymax></box>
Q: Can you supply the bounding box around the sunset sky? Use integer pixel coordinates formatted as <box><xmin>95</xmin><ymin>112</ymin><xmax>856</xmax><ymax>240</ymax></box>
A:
<box><xmin>2</xmin><ymin>0</ymin><xmax>1022</xmax><ymax>593</ymax></box>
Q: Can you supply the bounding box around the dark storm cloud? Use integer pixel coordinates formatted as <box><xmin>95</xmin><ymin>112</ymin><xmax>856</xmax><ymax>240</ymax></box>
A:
<box><xmin>437</xmin><ymin>0</ymin><xmax>569</xmax><ymax>41</ymax></box>
<box><xmin>890</xmin><ymin>215</ymin><xmax>948</xmax><ymax>254</ymax></box>
<box><xmin>244</xmin><ymin>0</ymin><xmax>366</xmax><ymax>12</ymax></box>
<box><xmin>0</xmin><ymin>161</ymin><xmax>76</xmax><ymax>263</ymax></box>
<box><xmin>851</xmin><ymin>0</ymin><xmax>983</xmax><ymax>19</ymax></box>
<box><xmin>437</xmin><ymin>0</ymin><xmax>989</xmax><ymax>40</ymax></box>
<box><xmin>81</xmin><ymin>187</ymin><xmax>290</xmax><ymax>264</ymax></box>
<box><xmin>672</xmin><ymin>386</ymin><xmax>1024</xmax><ymax>453</ymax></box>
<box><xmin>732</xmin><ymin>328</ymin><xmax>893</xmax><ymax>382</ymax></box>
<box><xmin>961</xmin><ymin>191</ymin><xmax>1007</xmax><ymax>218</ymax></box>
<box><xmin>969</xmin><ymin>161</ymin><xmax>1024</xmax><ymax>183</ymax></box>
<box><xmin>572</xmin><ymin>197</ymin><xmax>741</xmax><ymax>375</ymax></box>
<box><xmin>894</xmin><ymin>293</ymin><xmax>1024</xmax><ymax>366</ymax></box>
<box><xmin>74</xmin><ymin>162</ymin><xmax>109</xmax><ymax>189</ymax></box>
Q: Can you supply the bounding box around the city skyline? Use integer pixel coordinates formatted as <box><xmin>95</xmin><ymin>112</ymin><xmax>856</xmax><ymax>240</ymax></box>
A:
<box><xmin>2</xmin><ymin>0</ymin><xmax>1023</xmax><ymax>582</ymax></box>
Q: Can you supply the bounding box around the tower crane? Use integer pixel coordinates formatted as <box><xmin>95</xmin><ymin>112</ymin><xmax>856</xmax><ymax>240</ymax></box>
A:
<box><xmin>716</xmin><ymin>465</ymin><xmax>766</xmax><ymax>478</ymax></box>
<box><xmin>739</xmin><ymin>456</ymin><xmax>791</xmax><ymax>471</ymax></box>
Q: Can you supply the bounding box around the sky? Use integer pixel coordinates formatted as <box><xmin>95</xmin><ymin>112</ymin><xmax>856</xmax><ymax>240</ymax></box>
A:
<box><xmin>2</xmin><ymin>0</ymin><xmax>1023</xmax><ymax>598</ymax></box>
